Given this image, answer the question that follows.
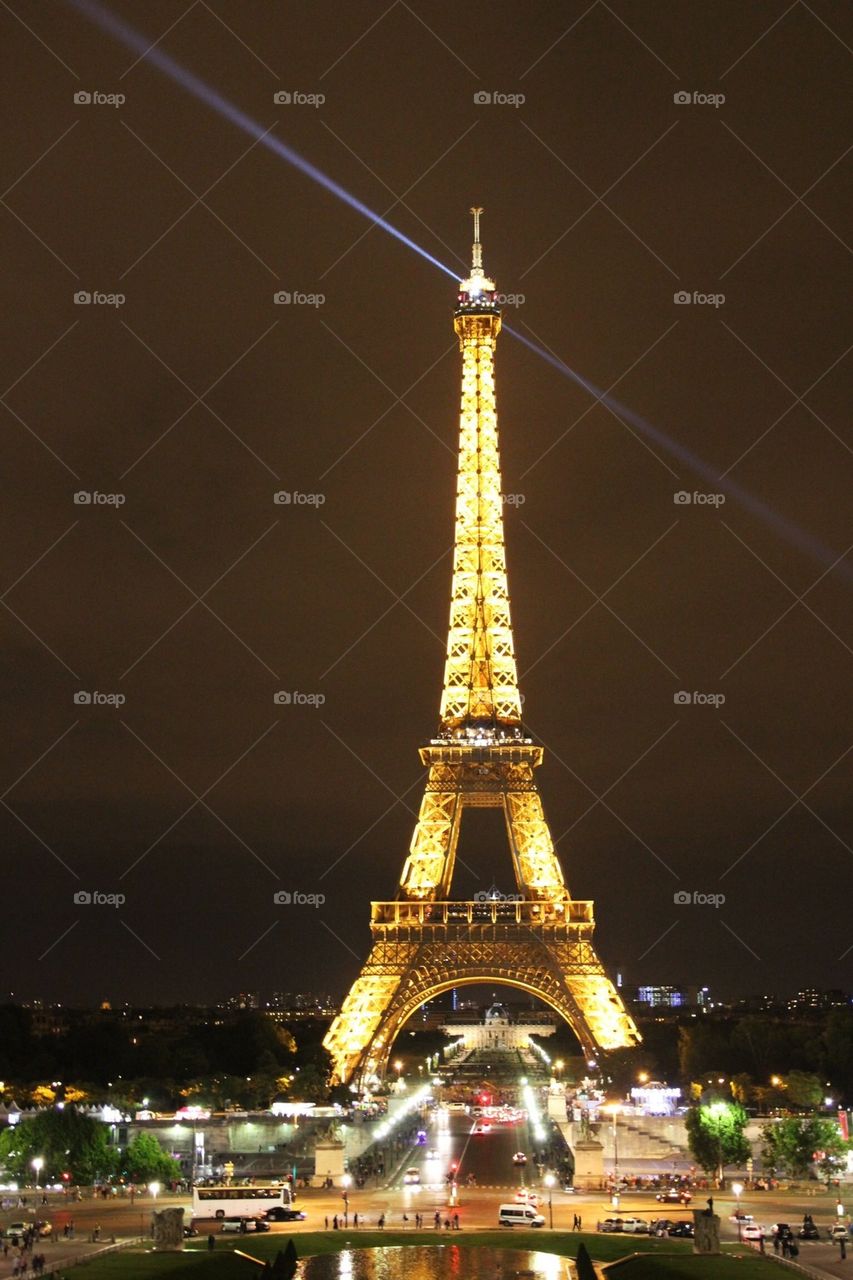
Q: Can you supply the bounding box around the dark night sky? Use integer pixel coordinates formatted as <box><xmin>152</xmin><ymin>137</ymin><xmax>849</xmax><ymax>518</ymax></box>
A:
<box><xmin>1</xmin><ymin>1</ymin><xmax>851</xmax><ymax>1009</ymax></box>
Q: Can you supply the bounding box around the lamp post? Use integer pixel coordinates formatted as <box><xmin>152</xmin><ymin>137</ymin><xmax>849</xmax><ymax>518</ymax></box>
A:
<box><xmin>544</xmin><ymin>1173</ymin><xmax>555</xmax><ymax>1229</ymax></box>
<box><xmin>732</xmin><ymin>1182</ymin><xmax>743</xmax><ymax>1240</ymax></box>
<box><xmin>342</xmin><ymin>1173</ymin><xmax>351</xmax><ymax>1226</ymax></box>
<box><xmin>32</xmin><ymin>1157</ymin><xmax>44</xmax><ymax>1192</ymax></box>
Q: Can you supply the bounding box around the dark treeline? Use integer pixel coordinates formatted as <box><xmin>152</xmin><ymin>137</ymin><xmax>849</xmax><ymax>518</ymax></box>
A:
<box><xmin>0</xmin><ymin>1006</ymin><xmax>336</xmax><ymax>1108</ymax></box>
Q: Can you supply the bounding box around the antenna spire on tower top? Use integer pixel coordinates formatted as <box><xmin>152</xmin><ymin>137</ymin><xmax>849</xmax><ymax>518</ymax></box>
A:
<box><xmin>470</xmin><ymin>205</ymin><xmax>484</xmax><ymax>272</ymax></box>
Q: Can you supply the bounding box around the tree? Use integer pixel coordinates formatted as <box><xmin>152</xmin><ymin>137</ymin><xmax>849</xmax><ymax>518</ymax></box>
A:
<box><xmin>762</xmin><ymin>1117</ymin><xmax>849</xmax><ymax>1181</ymax></box>
<box><xmin>784</xmin><ymin>1071</ymin><xmax>823</xmax><ymax>1110</ymax></box>
<box><xmin>0</xmin><ymin>1108</ymin><xmax>117</xmax><ymax>1184</ymax></box>
<box><xmin>122</xmin><ymin>1132</ymin><xmax>180</xmax><ymax>1184</ymax></box>
<box><xmin>685</xmin><ymin>1101</ymin><xmax>751</xmax><ymax>1181</ymax></box>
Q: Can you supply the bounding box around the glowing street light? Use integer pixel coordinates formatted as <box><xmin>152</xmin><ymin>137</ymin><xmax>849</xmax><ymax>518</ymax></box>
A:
<box><xmin>544</xmin><ymin>1172</ymin><xmax>555</xmax><ymax>1228</ymax></box>
<box><xmin>732</xmin><ymin>1182</ymin><xmax>744</xmax><ymax>1240</ymax></box>
<box><xmin>148</xmin><ymin>1181</ymin><xmax>161</xmax><ymax>1200</ymax></box>
<box><xmin>32</xmin><ymin>1157</ymin><xmax>44</xmax><ymax>1189</ymax></box>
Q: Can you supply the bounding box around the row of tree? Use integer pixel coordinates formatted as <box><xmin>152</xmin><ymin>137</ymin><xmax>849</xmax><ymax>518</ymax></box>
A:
<box><xmin>0</xmin><ymin>1109</ymin><xmax>179</xmax><ymax>1185</ymax></box>
<box><xmin>683</xmin><ymin>1098</ymin><xmax>850</xmax><ymax>1183</ymax></box>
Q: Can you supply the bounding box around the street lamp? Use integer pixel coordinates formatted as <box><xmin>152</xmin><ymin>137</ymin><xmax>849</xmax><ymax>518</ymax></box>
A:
<box><xmin>544</xmin><ymin>1173</ymin><xmax>555</xmax><ymax>1229</ymax></box>
<box><xmin>32</xmin><ymin>1157</ymin><xmax>44</xmax><ymax>1190</ymax></box>
<box><xmin>732</xmin><ymin>1182</ymin><xmax>744</xmax><ymax>1240</ymax></box>
<box><xmin>148</xmin><ymin>1181</ymin><xmax>160</xmax><ymax>1200</ymax></box>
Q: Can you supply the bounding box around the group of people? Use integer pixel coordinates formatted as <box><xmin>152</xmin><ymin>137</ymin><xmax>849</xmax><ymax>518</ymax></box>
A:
<box><xmin>323</xmin><ymin>1211</ymin><xmax>462</xmax><ymax>1231</ymax></box>
<box><xmin>10</xmin><ymin>1254</ymin><xmax>49</xmax><ymax>1277</ymax></box>
<box><xmin>571</xmin><ymin>1214</ymin><xmax>584</xmax><ymax>1230</ymax></box>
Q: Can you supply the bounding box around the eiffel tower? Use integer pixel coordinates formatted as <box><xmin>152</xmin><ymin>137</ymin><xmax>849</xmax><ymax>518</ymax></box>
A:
<box><xmin>324</xmin><ymin>210</ymin><xmax>640</xmax><ymax>1086</ymax></box>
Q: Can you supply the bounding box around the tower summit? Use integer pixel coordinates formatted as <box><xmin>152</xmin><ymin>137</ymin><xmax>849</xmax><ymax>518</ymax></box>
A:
<box><xmin>323</xmin><ymin>212</ymin><xmax>639</xmax><ymax>1087</ymax></box>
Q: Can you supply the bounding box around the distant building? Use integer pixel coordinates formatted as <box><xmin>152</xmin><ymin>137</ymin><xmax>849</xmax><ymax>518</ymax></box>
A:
<box><xmin>440</xmin><ymin>1003</ymin><xmax>555</xmax><ymax>1050</ymax></box>
<box><xmin>787</xmin><ymin>988</ymin><xmax>849</xmax><ymax>1012</ymax></box>
<box><xmin>634</xmin><ymin>985</ymin><xmax>710</xmax><ymax>1009</ymax></box>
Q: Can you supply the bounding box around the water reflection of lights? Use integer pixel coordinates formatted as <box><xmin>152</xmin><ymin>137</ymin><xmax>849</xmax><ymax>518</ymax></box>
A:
<box><xmin>338</xmin><ymin>1251</ymin><xmax>353</xmax><ymax>1280</ymax></box>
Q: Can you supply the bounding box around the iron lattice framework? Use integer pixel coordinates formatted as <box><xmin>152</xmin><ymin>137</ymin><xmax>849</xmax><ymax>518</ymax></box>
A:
<box><xmin>324</xmin><ymin>211</ymin><xmax>639</xmax><ymax>1085</ymax></box>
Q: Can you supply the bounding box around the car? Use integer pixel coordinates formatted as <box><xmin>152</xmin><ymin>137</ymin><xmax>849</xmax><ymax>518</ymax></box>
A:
<box><xmin>473</xmin><ymin>1123</ymin><xmax>491</xmax><ymax>1133</ymax></box>
<box><xmin>620</xmin><ymin>1218</ymin><xmax>650</xmax><ymax>1234</ymax></box>
<box><xmin>798</xmin><ymin>1220</ymin><xmax>819</xmax><ymax>1241</ymax></box>
<box><xmin>265</xmin><ymin>1207</ymin><xmax>306</xmax><ymax>1222</ymax></box>
<box><xmin>651</xmin><ymin>1219</ymin><xmax>675</xmax><ymax>1237</ymax></box>
<box><xmin>403</xmin><ymin>1168</ymin><xmax>421</xmax><ymax>1185</ymax></box>
<box><xmin>498</xmin><ymin>1203</ymin><xmax>545</xmax><ymax>1228</ymax></box>
<box><xmin>656</xmin><ymin>1188</ymin><xmax>692</xmax><ymax>1204</ymax></box>
<box><xmin>425</xmin><ymin>1149</ymin><xmax>439</xmax><ymax>1161</ymax></box>
<box><xmin>184</xmin><ymin>1224</ymin><xmax>199</xmax><ymax>1238</ymax></box>
<box><xmin>33</xmin><ymin>1221</ymin><xmax>52</xmax><ymax>1238</ymax></box>
<box><xmin>5</xmin><ymin>1224</ymin><xmax>28</xmax><ymax>1242</ymax></box>
<box><xmin>829</xmin><ymin>1225</ymin><xmax>850</xmax><ymax>1242</ymax></box>
<box><xmin>512</xmin><ymin>1152</ymin><xmax>527</xmax><ymax>1165</ymax></box>
<box><xmin>667</xmin><ymin>1222</ymin><xmax>695</xmax><ymax>1238</ymax></box>
<box><xmin>742</xmin><ymin>1224</ymin><xmax>765</xmax><ymax>1241</ymax></box>
<box><xmin>513</xmin><ymin>1190</ymin><xmax>539</xmax><ymax>1206</ymax></box>
<box><xmin>220</xmin><ymin>1217</ymin><xmax>270</xmax><ymax>1233</ymax></box>
<box><xmin>599</xmin><ymin>1218</ymin><xmax>623</xmax><ymax>1233</ymax></box>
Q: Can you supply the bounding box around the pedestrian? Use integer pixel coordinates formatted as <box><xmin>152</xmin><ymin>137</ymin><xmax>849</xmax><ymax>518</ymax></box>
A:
<box><xmin>353</xmin><ymin>1213</ymin><xmax>359</xmax><ymax>1228</ymax></box>
<box><xmin>453</xmin><ymin>1214</ymin><xmax>459</xmax><ymax>1231</ymax></box>
<box><xmin>434</xmin><ymin>1212</ymin><xmax>440</xmax><ymax>1229</ymax></box>
<box><xmin>402</xmin><ymin>1214</ymin><xmax>409</xmax><ymax>1227</ymax></box>
<box><xmin>378</xmin><ymin>1214</ymin><xmax>385</xmax><ymax>1229</ymax></box>
<box><xmin>333</xmin><ymin>1216</ymin><xmax>339</xmax><ymax>1230</ymax></box>
<box><xmin>325</xmin><ymin>1217</ymin><xmax>329</xmax><ymax>1230</ymax></box>
<box><xmin>207</xmin><ymin>1234</ymin><xmax>215</xmax><ymax>1251</ymax></box>
<box><xmin>444</xmin><ymin>1218</ymin><xmax>450</xmax><ymax>1231</ymax></box>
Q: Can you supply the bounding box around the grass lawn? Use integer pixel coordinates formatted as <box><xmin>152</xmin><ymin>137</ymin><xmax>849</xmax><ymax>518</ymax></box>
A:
<box><xmin>71</xmin><ymin>1231</ymin><xmax>776</xmax><ymax>1278</ymax></box>
<box><xmin>605</xmin><ymin>1254</ymin><xmax>779</xmax><ymax>1278</ymax></box>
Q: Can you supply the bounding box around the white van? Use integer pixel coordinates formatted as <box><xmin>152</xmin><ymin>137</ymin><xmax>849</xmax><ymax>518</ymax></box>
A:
<box><xmin>499</xmin><ymin>1203</ymin><xmax>546</xmax><ymax>1228</ymax></box>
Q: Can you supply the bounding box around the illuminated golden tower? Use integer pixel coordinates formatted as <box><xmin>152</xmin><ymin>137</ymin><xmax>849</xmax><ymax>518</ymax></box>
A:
<box><xmin>324</xmin><ymin>211</ymin><xmax>639</xmax><ymax>1086</ymax></box>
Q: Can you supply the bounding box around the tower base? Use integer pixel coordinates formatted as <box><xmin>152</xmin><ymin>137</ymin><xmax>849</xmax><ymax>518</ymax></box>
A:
<box><xmin>324</xmin><ymin>899</ymin><xmax>639</xmax><ymax>1086</ymax></box>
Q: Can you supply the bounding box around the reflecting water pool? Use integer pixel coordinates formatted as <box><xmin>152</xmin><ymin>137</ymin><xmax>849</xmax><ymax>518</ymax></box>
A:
<box><xmin>300</xmin><ymin>1246</ymin><xmax>572</xmax><ymax>1280</ymax></box>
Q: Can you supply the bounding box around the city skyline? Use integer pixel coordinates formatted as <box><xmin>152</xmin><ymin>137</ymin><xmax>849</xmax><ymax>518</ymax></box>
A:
<box><xmin>2</xmin><ymin>1</ymin><xmax>850</xmax><ymax>1013</ymax></box>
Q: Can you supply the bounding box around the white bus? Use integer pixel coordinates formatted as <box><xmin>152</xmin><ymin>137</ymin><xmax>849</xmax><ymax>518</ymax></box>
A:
<box><xmin>192</xmin><ymin>1184</ymin><xmax>293</xmax><ymax>1221</ymax></box>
